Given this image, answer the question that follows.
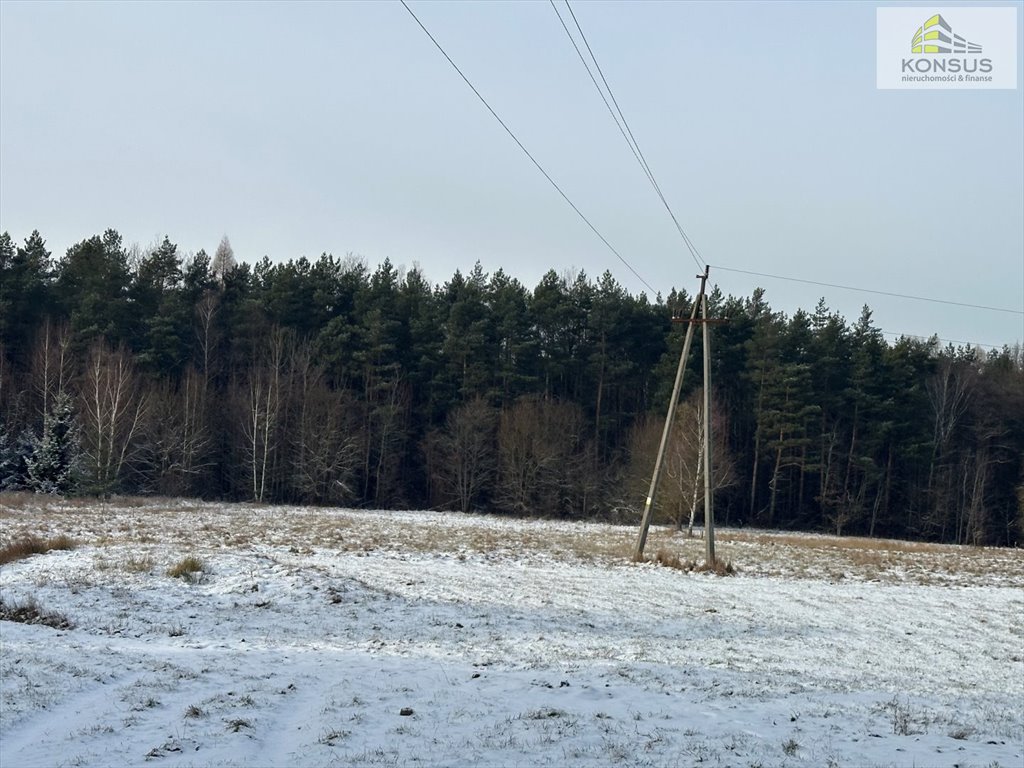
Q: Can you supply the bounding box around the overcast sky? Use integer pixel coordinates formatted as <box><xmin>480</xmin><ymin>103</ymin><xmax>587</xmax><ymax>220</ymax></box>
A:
<box><xmin>2</xmin><ymin>0</ymin><xmax>1022</xmax><ymax>348</ymax></box>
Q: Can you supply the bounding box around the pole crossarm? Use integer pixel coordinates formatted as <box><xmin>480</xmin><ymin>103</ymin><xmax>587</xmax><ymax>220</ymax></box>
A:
<box><xmin>672</xmin><ymin>318</ymin><xmax>729</xmax><ymax>326</ymax></box>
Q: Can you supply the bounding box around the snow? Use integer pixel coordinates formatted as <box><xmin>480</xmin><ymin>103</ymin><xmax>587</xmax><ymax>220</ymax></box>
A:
<box><xmin>1</xmin><ymin>498</ymin><xmax>1022</xmax><ymax>767</ymax></box>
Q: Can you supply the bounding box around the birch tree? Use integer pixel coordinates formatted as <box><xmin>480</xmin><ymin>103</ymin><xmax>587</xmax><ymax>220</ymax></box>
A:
<box><xmin>78</xmin><ymin>341</ymin><xmax>148</xmax><ymax>495</ymax></box>
<box><xmin>664</xmin><ymin>390</ymin><xmax>737</xmax><ymax>535</ymax></box>
<box><xmin>924</xmin><ymin>357</ymin><xmax>975</xmax><ymax>538</ymax></box>
<box><xmin>31</xmin><ymin>318</ymin><xmax>74</xmax><ymax>415</ymax></box>
<box><xmin>194</xmin><ymin>289</ymin><xmax>220</xmax><ymax>378</ymax></box>
<box><xmin>238</xmin><ymin>328</ymin><xmax>287</xmax><ymax>502</ymax></box>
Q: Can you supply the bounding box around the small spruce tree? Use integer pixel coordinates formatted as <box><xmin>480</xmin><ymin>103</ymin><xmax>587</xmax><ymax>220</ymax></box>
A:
<box><xmin>0</xmin><ymin>428</ymin><xmax>36</xmax><ymax>490</ymax></box>
<box><xmin>26</xmin><ymin>390</ymin><xmax>80</xmax><ymax>494</ymax></box>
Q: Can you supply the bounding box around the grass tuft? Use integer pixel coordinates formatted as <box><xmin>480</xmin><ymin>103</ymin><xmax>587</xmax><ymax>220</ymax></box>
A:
<box><xmin>124</xmin><ymin>554</ymin><xmax>154</xmax><ymax>573</ymax></box>
<box><xmin>0</xmin><ymin>534</ymin><xmax>78</xmax><ymax>565</ymax></box>
<box><xmin>46</xmin><ymin>533</ymin><xmax>77</xmax><ymax>551</ymax></box>
<box><xmin>319</xmin><ymin>728</ymin><xmax>351</xmax><ymax>745</ymax></box>
<box><xmin>167</xmin><ymin>555</ymin><xmax>205</xmax><ymax>582</ymax></box>
<box><xmin>652</xmin><ymin>549</ymin><xmax>736</xmax><ymax>576</ymax></box>
<box><xmin>695</xmin><ymin>558</ymin><xmax>736</xmax><ymax>576</ymax></box>
<box><xmin>948</xmin><ymin>725</ymin><xmax>974</xmax><ymax>740</ymax></box>
<box><xmin>653</xmin><ymin>549</ymin><xmax>691</xmax><ymax>570</ymax></box>
<box><xmin>0</xmin><ymin>596</ymin><xmax>74</xmax><ymax>629</ymax></box>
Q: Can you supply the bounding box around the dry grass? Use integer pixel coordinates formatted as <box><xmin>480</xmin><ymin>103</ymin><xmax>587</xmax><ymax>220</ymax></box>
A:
<box><xmin>695</xmin><ymin>528</ymin><xmax>1024</xmax><ymax>585</ymax></box>
<box><xmin>729</xmin><ymin>531</ymin><xmax>949</xmax><ymax>554</ymax></box>
<box><xmin>0</xmin><ymin>596</ymin><xmax>73</xmax><ymax>629</ymax></box>
<box><xmin>167</xmin><ymin>556</ymin><xmax>205</xmax><ymax>581</ymax></box>
<box><xmin>695</xmin><ymin>558</ymin><xmax>736</xmax><ymax>576</ymax></box>
<box><xmin>94</xmin><ymin>552</ymin><xmax>155</xmax><ymax>574</ymax></box>
<box><xmin>124</xmin><ymin>554</ymin><xmax>155</xmax><ymax>573</ymax></box>
<box><xmin>0</xmin><ymin>491</ymin><xmax>39</xmax><ymax>512</ymax></box>
<box><xmin>652</xmin><ymin>548</ymin><xmax>686</xmax><ymax>569</ymax></box>
<box><xmin>2</xmin><ymin>494</ymin><xmax>1022</xmax><ymax>587</ymax></box>
<box><xmin>0</xmin><ymin>534</ymin><xmax>77</xmax><ymax>565</ymax></box>
<box><xmin>651</xmin><ymin>548</ymin><xmax>736</xmax><ymax>576</ymax></box>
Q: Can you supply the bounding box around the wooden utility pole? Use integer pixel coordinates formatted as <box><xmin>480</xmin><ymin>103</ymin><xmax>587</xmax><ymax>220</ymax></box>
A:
<box><xmin>633</xmin><ymin>267</ymin><xmax>708</xmax><ymax>561</ymax></box>
<box><xmin>632</xmin><ymin>298</ymin><xmax>698</xmax><ymax>560</ymax></box>
<box><xmin>701</xmin><ymin>290</ymin><xmax>716</xmax><ymax>565</ymax></box>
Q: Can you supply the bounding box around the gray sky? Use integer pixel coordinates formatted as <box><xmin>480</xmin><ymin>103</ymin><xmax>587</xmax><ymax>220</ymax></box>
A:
<box><xmin>2</xmin><ymin>0</ymin><xmax>1022</xmax><ymax>348</ymax></box>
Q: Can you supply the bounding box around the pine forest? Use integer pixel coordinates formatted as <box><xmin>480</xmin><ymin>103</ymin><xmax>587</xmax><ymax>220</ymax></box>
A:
<box><xmin>1</xmin><ymin>229</ymin><xmax>1021</xmax><ymax>546</ymax></box>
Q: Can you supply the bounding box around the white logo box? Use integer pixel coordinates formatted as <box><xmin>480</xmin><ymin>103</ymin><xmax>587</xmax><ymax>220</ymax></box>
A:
<box><xmin>877</xmin><ymin>7</ymin><xmax>1018</xmax><ymax>89</ymax></box>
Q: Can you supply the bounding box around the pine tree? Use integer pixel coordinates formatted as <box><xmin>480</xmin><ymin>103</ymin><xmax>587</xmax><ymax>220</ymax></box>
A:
<box><xmin>486</xmin><ymin>269</ymin><xmax>537</xmax><ymax>407</ymax></box>
<box><xmin>26</xmin><ymin>390</ymin><xmax>80</xmax><ymax>494</ymax></box>
<box><xmin>132</xmin><ymin>236</ymin><xmax>188</xmax><ymax>376</ymax></box>
<box><xmin>440</xmin><ymin>265</ymin><xmax>491</xmax><ymax>402</ymax></box>
<box><xmin>56</xmin><ymin>229</ymin><xmax>131</xmax><ymax>351</ymax></box>
<box><xmin>0</xmin><ymin>230</ymin><xmax>53</xmax><ymax>370</ymax></box>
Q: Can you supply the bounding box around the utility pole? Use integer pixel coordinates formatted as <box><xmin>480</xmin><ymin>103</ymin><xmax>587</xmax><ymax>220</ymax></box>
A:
<box><xmin>633</xmin><ymin>267</ymin><xmax>708</xmax><ymax>561</ymax></box>
<box><xmin>701</xmin><ymin>289</ymin><xmax>716</xmax><ymax>565</ymax></box>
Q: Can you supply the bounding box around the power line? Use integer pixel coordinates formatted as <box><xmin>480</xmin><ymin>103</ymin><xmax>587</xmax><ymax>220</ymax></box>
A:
<box><xmin>880</xmin><ymin>331</ymin><xmax>1013</xmax><ymax>351</ymax></box>
<box><xmin>713</xmin><ymin>265</ymin><xmax>1024</xmax><ymax>315</ymax></box>
<box><xmin>399</xmin><ymin>0</ymin><xmax>659</xmax><ymax>296</ymax></box>
<box><xmin>548</xmin><ymin>2</ymin><xmax>643</xmax><ymax>177</ymax></box>
<box><xmin>558</xmin><ymin>0</ymin><xmax>705</xmax><ymax>270</ymax></box>
<box><xmin>552</xmin><ymin>0</ymin><xmax>705</xmax><ymax>272</ymax></box>
<box><xmin>550</xmin><ymin>2</ymin><xmax>1019</xmax><ymax>335</ymax></box>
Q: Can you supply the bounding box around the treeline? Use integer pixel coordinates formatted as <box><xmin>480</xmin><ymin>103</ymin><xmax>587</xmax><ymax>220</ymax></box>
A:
<box><xmin>1</xmin><ymin>229</ymin><xmax>1021</xmax><ymax>545</ymax></box>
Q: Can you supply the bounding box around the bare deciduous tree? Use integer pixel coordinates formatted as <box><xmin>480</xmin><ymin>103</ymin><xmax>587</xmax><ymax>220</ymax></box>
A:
<box><xmin>366</xmin><ymin>368</ymin><xmax>409</xmax><ymax>505</ymax></box>
<box><xmin>425</xmin><ymin>397</ymin><xmax>498</xmax><ymax>513</ymax></box>
<box><xmin>290</xmin><ymin>344</ymin><xmax>359</xmax><ymax>504</ymax></box>
<box><xmin>78</xmin><ymin>341</ymin><xmax>148</xmax><ymax>495</ymax></box>
<box><xmin>924</xmin><ymin>359</ymin><xmax>976</xmax><ymax>538</ymax></box>
<box><xmin>141</xmin><ymin>367</ymin><xmax>212</xmax><ymax>496</ymax></box>
<box><xmin>239</xmin><ymin>329</ymin><xmax>287</xmax><ymax>502</ymax></box>
<box><xmin>31</xmin><ymin>318</ymin><xmax>73</xmax><ymax>415</ymax></box>
<box><xmin>211</xmin><ymin>236</ymin><xmax>236</xmax><ymax>282</ymax></box>
<box><xmin>194</xmin><ymin>289</ymin><xmax>220</xmax><ymax>378</ymax></box>
<box><xmin>496</xmin><ymin>397</ymin><xmax>583</xmax><ymax>515</ymax></box>
<box><xmin>664</xmin><ymin>390</ymin><xmax>736</xmax><ymax>536</ymax></box>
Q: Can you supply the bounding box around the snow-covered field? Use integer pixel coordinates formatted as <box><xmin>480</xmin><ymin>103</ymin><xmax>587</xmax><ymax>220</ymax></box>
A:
<box><xmin>1</xmin><ymin>496</ymin><xmax>1021</xmax><ymax>768</ymax></box>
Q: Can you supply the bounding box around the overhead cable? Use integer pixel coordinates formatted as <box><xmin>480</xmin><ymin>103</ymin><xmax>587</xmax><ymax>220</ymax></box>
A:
<box><xmin>552</xmin><ymin>0</ymin><xmax>705</xmax><ymax>271</ymax></box>
<box><xmin>713</xmin><ymin>265</ymin><xmax>1024</xmax><ymax>315</ymax></box>
<box><xmin>880</xmin><ymin>331</ymin><xmax>1012</xmax><ymax>351</ymax></box>
<box><xmin>399</xmin><ymin>0</ymin><xmax>659</xmax><ymax>296</ymax></box>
